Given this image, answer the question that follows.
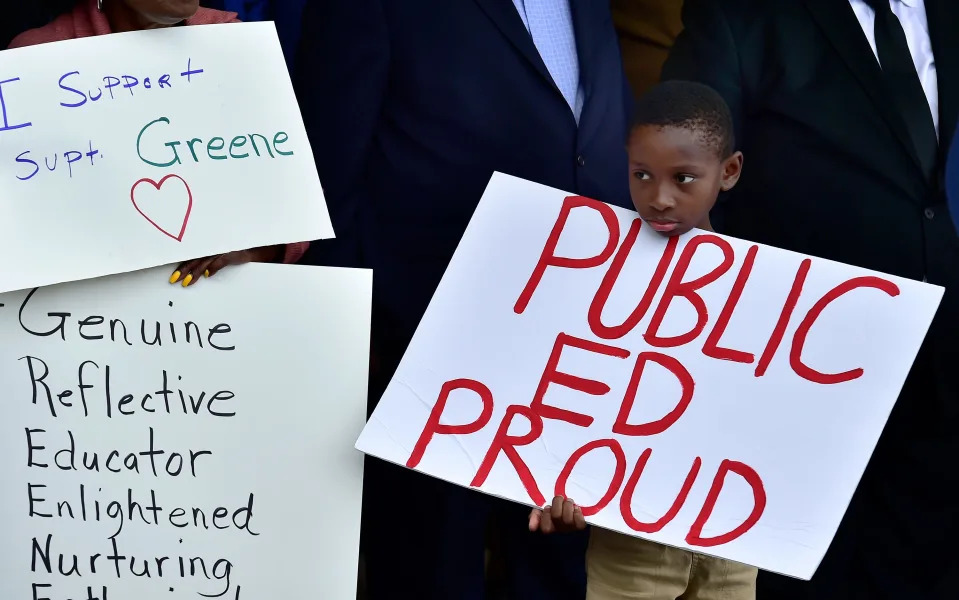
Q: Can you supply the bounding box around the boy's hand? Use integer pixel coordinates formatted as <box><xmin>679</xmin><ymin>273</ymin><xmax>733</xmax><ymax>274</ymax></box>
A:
<box><xmin>528</xmin><ymin>495</ymin><xmax>586</xmax><ymax>534</ymax></box>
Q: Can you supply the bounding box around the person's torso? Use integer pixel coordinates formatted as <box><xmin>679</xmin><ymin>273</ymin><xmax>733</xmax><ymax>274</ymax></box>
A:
<box><xmin>703</xmin><ymin>0</ymin><xmax>959</xmax><ymax>453</ymax></box>
<box><xmin>364</xmin><ymin>0</ymin><xmax>633</xmax><ymax>326</ymax></box>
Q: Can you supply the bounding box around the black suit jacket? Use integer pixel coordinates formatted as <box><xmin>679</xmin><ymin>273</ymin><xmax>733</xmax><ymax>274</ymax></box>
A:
<box><xmin>296</xmin><ymin>0</ymin><xmax>632</xmax><ymax>345</ymax></box>
<box><xmin>664</xmin><ymin>1</ymin><xmax>959</xmax><ymax>597</ymax></box>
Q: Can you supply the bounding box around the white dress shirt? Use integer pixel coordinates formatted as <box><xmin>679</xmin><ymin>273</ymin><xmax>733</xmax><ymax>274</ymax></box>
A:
<box><xmin>849</xmin><ymin>0</ymin><xmax>939</xmax><ymax>134</ymax></box>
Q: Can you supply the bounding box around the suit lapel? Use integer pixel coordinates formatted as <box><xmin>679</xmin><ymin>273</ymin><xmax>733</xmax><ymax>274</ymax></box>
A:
<box><xmin>803</xmin><ymin>0</ymin><xmax>925</xmax><ymax>177</ymax></box>
<box><xmin>570</xmin><ymin>0</ymin><xmax>597</xmax><ymax>97</ymax></box>
<box><xmin>570</xmin><ymin>0</ymin><xmax>604</xmax><ymax>140</ymax></box>
<box><xmin>925</xmin><ymin>0</ymin><xmax>959</xmax><ymax>153</ymax></box>
<box><xmin>472</xmin><ymin>0</ymin><xmax>556</xmax><ymax>89</ymax></box>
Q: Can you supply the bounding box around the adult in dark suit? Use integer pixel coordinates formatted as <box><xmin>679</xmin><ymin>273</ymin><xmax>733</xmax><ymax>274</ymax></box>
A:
<box><xmin>295</xmin><ymin>1</ymin><xmax>632</xmax><ymax>599</ymax></box>
<box><xmin>663</xmin><ymin>1</ymin><xmax>959</xmax><ymax>598</ymax></box>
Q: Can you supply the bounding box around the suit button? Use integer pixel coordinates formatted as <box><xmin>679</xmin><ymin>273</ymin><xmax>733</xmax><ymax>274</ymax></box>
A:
<box><xmin>576</xmin><ymin>155</ymin><xmax>586</xmax><ymax>167</ymax></box>
<box><xmin>924</xmin><ymin>208</ymin><xmax>935</xmax><ymax>220</ymax></box>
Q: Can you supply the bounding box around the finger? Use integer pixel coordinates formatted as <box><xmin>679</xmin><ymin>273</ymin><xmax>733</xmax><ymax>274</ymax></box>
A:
<box><xmin>539</xmin><ymin>510</ymin><xmax>555</xmax><ymax>534</ymax></box>
<box><xmin>182</xmin><ymin>256</ymin><xmax>220</xmax><ymax>287</ymax></box>
<box><xmin>528</xmin><ymin>509</ymin><xmax>542</xmax><ymax>532</ymax></box>
<box><xmin>573</xmin><ymin>503</ymin><xmax>587</xmax><ymax>530</ymax></box>
<box><xmin>170</xmin><ymin>259</ymin><xmax>202</xmax><ymax>284</ymax></box>
<box><xmin>204</xmin><ymin>252</ymin><xmax>238</xmax><ymax>279</ymax></box>
<box><xmin>562</xmin><ymin>498</ymin><xmax>576</xmax><ymax>524</ymax></box>
<box><xmin>550</xmin><ymin>495</ymin><xmax>565</xmax><ymax>520</ymax></box>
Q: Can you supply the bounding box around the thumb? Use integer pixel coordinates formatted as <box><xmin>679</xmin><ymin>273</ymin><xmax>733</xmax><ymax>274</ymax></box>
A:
<box><xmin>528</xmin><ymin>509</ymin><xmax>541</xmax><ymax>532</ymax></box>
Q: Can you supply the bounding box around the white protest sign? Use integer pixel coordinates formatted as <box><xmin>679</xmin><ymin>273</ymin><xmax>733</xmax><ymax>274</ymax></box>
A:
<box><xmin>1</xmin><ymin>264</ymin><xmax>370</xmax><ymax>599</ymax></box>
<box><xmin>356</xmin><ymin>173</ymin><xmax>944</xmax><ymax>579</ymax></box>
<box><xmin>0</xmin><ymin>22</ymin><xmax>332</xmax><ymax>294</ymax></box>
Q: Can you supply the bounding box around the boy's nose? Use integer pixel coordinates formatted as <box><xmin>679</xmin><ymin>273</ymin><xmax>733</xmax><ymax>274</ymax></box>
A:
<box><xmin>650</xmin><ymin>193</ymin><xmax>677</xmax><ymax>211</ymax></box>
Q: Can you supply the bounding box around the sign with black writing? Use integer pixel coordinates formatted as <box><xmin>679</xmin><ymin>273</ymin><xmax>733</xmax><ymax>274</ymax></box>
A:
<box><xmin>1</xmin><ymin>264</ymin><xmax>370</xmax><ymax>599</ymax></box>
<box><xmin>355</xmin><ymin>173</ymin><xmax>943</xmax><ymax>579</ymax></box>
<box><xmin>0</xmin><ymin>23</ymin><xmax>332</xmax><ymax>294</ymax></box>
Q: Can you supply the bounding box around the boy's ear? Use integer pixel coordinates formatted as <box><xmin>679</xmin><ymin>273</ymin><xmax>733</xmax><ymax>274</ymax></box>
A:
<box><xmin>720</xmin><ymin>151</ymin><xmax>744</xmax><ymax>192</ymax></box>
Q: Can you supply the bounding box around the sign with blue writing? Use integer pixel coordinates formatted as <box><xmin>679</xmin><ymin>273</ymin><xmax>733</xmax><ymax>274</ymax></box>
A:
<box><xmin>0</xmin><ymin>23</ymin><xmax>332</xmax><ymax>294</ymax></box>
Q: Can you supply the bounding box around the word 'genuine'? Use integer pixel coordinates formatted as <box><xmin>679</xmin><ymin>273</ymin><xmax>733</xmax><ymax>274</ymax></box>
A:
<box><xmin>6</xmin><ymin>288</ymin><xmax>236</xmax><ymax>352</ymax></box>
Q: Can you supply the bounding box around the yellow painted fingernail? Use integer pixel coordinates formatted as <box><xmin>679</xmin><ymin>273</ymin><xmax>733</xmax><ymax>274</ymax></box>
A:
<box><xmin>204</xmin><ymin>269</ymin><xmax>210</xmax><ymax>278</ymax></box>
<box><xmin>169</xmin><ymin>271</ymin><xmax>181</xmax><ymax>284</ymax></box>
<box><xmin>182</xmin><ymin>274</ymin><xmax>193</xmax><ymax>287</ymax></box>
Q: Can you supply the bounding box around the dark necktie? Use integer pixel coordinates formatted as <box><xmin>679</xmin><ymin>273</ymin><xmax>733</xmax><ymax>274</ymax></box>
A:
<box><xmin>864</xmin><ymin>0</ymin><xmax>938</xmax><ymax>180</ymax></box>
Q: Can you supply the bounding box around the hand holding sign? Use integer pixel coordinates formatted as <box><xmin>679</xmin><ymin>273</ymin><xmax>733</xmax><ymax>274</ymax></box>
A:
<box><xmin>529</xmin><ymin>496</ymin><xmax>586</xmax><ymax>534</ymax></box>
<box><xmin>171</xmin><ymin>245</ymin><xmax>283</xmax><ymax>287</ymax></box>
<box><xmin>127</xmin><ymin>172</ymin><xmax>293</xmax><ymax>286</ymax></box>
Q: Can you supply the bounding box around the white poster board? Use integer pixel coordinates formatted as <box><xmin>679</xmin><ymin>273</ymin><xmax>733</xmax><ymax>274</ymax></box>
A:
<box><xmin>0</xmin><ymin>23</ymin><xmax>333</xmax><ymax>294</ymax></box>
<box><xmin>1</xmin><ymin>264</ymin><xmax>370</xmax><ymax>599</ymax></box>
<box><xmin>356</xmin><ymin>173</ymin><xmax>943</xmax><ymax>579</ymax></box>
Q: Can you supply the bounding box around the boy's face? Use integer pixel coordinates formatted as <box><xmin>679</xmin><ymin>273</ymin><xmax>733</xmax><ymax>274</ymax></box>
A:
<box><xmin>627</xmin><ymin>125</ymin><xmax>743</xmax><ymax>236</ymax></box>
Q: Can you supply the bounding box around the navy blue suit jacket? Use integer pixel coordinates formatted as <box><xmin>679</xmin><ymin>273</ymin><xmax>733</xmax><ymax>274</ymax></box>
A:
<box><xmin>202</xmin><ymin>0</ymin><xmax>306</xmax><ymax>67</ymax></box>
<box><xmin>296</xmin><ymin>0</ymin><xmax>633</xmax><ymax>338</ymax></box>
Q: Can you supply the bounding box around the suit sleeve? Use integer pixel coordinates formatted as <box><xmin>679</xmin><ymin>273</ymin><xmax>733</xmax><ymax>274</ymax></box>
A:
<box><xmin>294</xmin><ymin>0</ymin><xmax>390</xmax><ymax>267</ymax></box>
<box><xmin>660</xmin><ymin>0</ymin><xmax>743</xmax><ymax>140</ymax></box>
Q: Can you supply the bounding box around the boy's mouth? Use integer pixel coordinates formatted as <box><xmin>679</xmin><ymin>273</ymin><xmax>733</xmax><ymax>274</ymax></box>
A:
<box><xmin>645</xmin><ymin>219</ymin><xmax>680</xmax><ymax>234</ymax></box>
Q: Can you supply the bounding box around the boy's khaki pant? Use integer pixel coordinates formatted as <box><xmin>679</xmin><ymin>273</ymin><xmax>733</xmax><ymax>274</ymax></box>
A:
<box><xmin>586</xmin><ymin>528</ymin><xmax>757</xmax><ymax>600</ymax></box>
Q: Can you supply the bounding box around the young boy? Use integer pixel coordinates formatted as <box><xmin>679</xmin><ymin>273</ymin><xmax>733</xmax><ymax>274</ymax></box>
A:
<box><xmin>529</xmin><ymin>80</ymin><xmax>752</xmax><ymax>599</ymax></box>
<box><xmin>626</xmin><ymin>79</ymin><xmax>743</xmax><ymax>236</ymax></box>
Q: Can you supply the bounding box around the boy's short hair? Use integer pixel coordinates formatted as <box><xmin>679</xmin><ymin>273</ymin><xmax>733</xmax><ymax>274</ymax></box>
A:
<box><xmin>630</xmin><ymin>81</ymin><xmax>736</xmax><ymax>158</ymax></box>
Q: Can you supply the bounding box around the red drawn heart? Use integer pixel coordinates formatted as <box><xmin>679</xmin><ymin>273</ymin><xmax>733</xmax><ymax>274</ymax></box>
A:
<box><xmin>130</xmin><ymin>174</ymin><xmax>193</xmax><ymax>242</ymax></box>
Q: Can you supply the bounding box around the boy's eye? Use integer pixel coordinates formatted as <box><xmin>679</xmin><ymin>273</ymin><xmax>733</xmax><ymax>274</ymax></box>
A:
<box><xmin>633</xmin><ymin>171</ymin><xmax>650</xmax><ymax>181</ymax></box>
<box><xmin>676</xmin><ymin>174</ymin><xmax>696</xmax><ymax>184</ymax></box>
